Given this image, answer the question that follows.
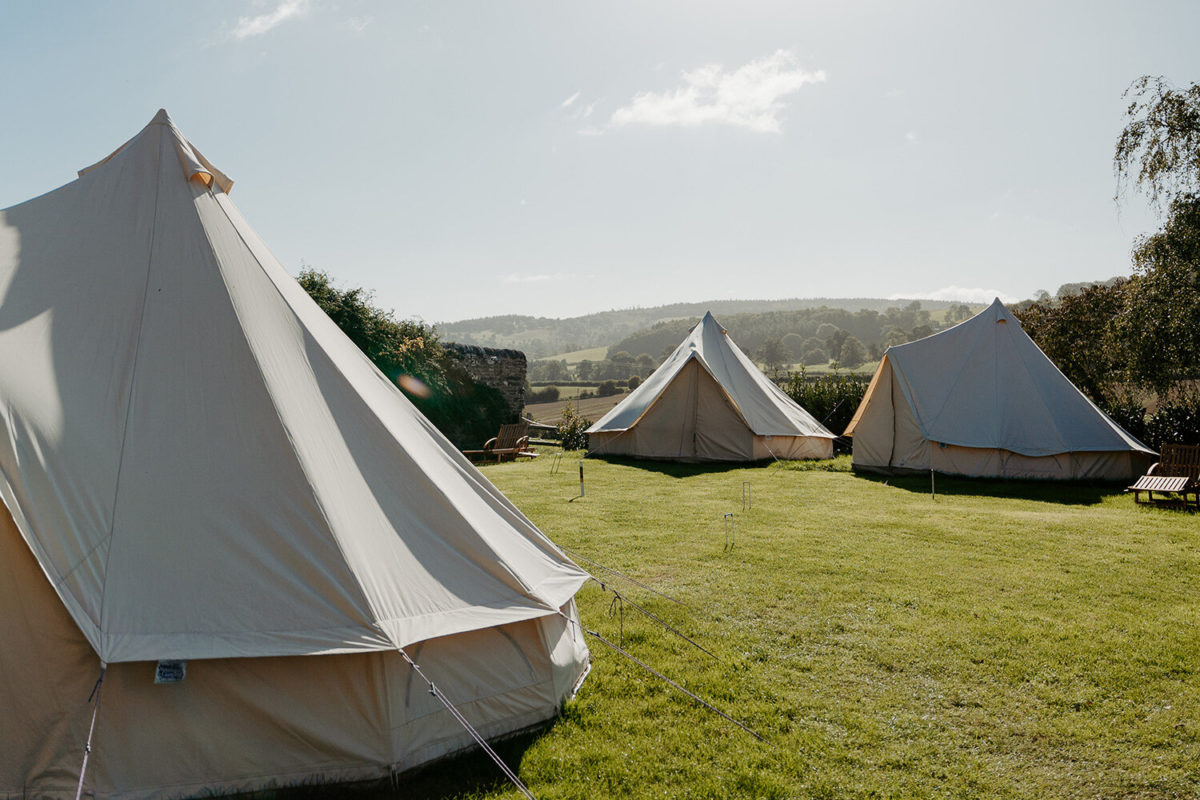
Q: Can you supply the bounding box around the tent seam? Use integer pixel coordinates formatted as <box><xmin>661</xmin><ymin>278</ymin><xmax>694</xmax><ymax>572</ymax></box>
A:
<box><xmin>200</xmin><ymin>193</ymin><xmax>386</xmax><ymax>639</ymax></box>
<box><xmin>95</xmin><ymin>125</ymin><xmax>166</xmax><ymax>651</ymax></box>
<box><xmin>207</xmin><ymin>194</ymin><xmax>563</xmax><ymax>632</ymax></box>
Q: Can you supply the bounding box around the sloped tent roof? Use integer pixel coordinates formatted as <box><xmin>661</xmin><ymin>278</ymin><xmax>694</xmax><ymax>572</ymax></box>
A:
<box><xmin>0</xmin><ymin>110</ymin><xmax>588</xmax><ymax>665</ymax></box>
<box><xmin>845</xmin><ymin>299</ymin><xmax>1153</xmax><ymax>457</ymax></box>
<box><xmin>588</xmin><ymin>312</ymin><xmax>835</xmax><ymax>440</ymax></box>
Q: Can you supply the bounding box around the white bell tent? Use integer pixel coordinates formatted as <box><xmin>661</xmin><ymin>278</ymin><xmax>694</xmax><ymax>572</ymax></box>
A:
<box><xmin>587</xmin><ymin>312</ymin><xmax>835</xmax><ymax>461</ymax></box>
<box><xmin>0</xmin><ymin>111</ymin><xmax>590</xmax><ymax>799</ymax></box>
<box><xmin>844</xmin><ymin>299</ymin><xmax>1155</xmax><ymax>480</ymax></box>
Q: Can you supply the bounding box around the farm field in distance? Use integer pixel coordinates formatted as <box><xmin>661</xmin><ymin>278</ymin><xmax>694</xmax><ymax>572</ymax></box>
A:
<box><xmin>525</xmin><ymin>392</ymin><xmax>629</xmax><ymax>425</ymax></box>
<box><xmin>375</xmin><ymin>455</ymin><xmax>1199</xmax><ymax>799</ymax></box>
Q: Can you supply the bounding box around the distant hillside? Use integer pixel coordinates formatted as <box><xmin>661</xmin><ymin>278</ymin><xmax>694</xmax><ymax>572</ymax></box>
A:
<box><xmin>608</xmin><ymin>303</ymin><xmax>976</xmax><ymax>362</ymax></box>
<box><xmin>439</xmin><ymin>297</ymin><xmax>960</xmax><ymax>358</ymax></box>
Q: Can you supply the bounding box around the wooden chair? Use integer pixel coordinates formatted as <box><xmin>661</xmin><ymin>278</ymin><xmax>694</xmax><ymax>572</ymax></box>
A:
<box><xmin>1127</xmin><ymin>444</ymin><xmax>1200</xmax><ymax>509</ymax></box>
<box><xmin>463</xmin><ymin>422</ymin><xmax>538</xmax><ymax>463</ymax></box>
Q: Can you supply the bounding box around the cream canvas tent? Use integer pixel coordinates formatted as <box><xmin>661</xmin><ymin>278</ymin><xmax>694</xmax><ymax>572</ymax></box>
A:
<box><xmin>587</xmin><ymin>313</ymin><xmax>835</xmax><ymax>461</ymax></box>
<box><xmin>0</xmin><ymin>110</ymin><xmax>590</xmax><ymax>799</ymax></box>
<box><xmin>844</xmin><ymin>299</ymin><xmax>1155</xmax><ymax>480</ymax></box>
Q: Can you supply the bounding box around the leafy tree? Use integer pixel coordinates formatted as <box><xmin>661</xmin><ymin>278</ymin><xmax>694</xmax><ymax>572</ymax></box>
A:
<box><xmin>825</xmin><ymin>329</ymin><xmax>849</xmax><ymax>361</ymax></box>
<box><xmin>801</xmin><ymin>345</ymin><xmax>828</xmax><ymax>366</ymax></box>
<box><xmin>299</xmin><ymin>268</ymin><xmax>447</xmax><ymax>396</ymax></box>
<box><xmin>597</xmin><ymin>380</ymin><xmax>621</xmax><ymax>397</ymax></box>
<box><xmin>758</xmin><ymin>337</ymin><xmax>791</xmax><ymax>369</ymax></box>
<box><xmin>628</xmin><ymin>375</ymin><xmax>642</xmax><ymax>391</ymax></box>
<box><xmin>1115</xmin><ymin>199</ymin><xmax>1200</xmax><ymax>394</ymax></box>
<box><xmin>1113</xmin><ymin>76</ymin><xmax>1200</xmax><ymax>396</ymax></box>
<box><xmin>298</xmin><ymin>268</ymin><xmax>508</xmax><ymax>448</ymax></box>
<box><xmin>838</xmin><ymin>336</ymin><xmax>868</xmax><ymax>369</ymax></box>
<box><xmin>529</xmin><ymin>359</ymin><xmax>569</xmax><ymax>382</ymax></box>
<box><xmin>1115</xmin><ymin>76</ymin><xmax>1200</xmax><ymax>211</ymax></box>
<box><xmin>1014</xmin><ymin>281</ymin><xmax>1128</xmax><ymax>404</ymax></box>
<box><xmin>814</xmin><ymin>322</ymin><xmax>841</xmax><ymax>340</ymax></box>
<box><xmin>781</xmin><ymin>332</ymin><xmax>805</xmax><ymax>359</ymax></box>
<box><xmin>576</xmin><ymin>359</ymin><xmax>595</xmax><ymax>381</ymax></box>
<box><xmin>945</xmin><ymin>303</ymin><xmax>973</xmax><ymax>324</ymax></box>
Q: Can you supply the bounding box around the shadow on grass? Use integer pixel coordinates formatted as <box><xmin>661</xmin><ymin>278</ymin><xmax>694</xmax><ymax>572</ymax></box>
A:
<box><xmin>585</xmin><ymin>454</ymin><xmax>773</xmax><ymax>478</ymax></box>
<box><xmin>855</xmin><ymin>470</ymin><xmax>1120</xmax><ymax>506</ymax></box>
<box><xmin>223</xmin><ymin>727</ymin><xmax>544</xmax><ymax>800</ymax></box>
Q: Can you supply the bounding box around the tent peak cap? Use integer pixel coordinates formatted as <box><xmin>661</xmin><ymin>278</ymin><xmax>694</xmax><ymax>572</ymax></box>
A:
<box><xmin>698</xmin><ymin>312</ymin><xmax>726</xmax><ymax>335</ymax></box>
<box><xmin>77</xmin><ymin>109</ymin><xmax>235</xmax><ymax>194</ymax></box>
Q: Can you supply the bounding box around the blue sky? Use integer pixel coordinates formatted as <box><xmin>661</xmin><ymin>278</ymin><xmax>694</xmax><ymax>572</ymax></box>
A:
<box><xmin>1</xmin><ymin>1</ymin><xmax>1198</xmax><ymax>322</ymax></box>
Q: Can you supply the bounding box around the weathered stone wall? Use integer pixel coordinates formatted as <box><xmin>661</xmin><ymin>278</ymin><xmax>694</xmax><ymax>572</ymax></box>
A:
<box><xmin>445</xmin><ymin>343</ymin><xmax>527</xmax><ymax>422</ymax></box>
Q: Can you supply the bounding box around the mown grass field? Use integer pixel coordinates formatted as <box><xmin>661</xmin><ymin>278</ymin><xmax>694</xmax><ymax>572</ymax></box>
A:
<box><xmin>335</xmin><ymin>455</ymin><xmax>1199</xmax><ymax>799</ymax></box>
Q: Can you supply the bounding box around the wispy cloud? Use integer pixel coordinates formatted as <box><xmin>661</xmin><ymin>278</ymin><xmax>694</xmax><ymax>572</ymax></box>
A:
<box><xmin>608</xmin><ymin>49</ymin><xmax>825</xmax><ymax>134</ymax></box>
<box><xmin>905</xmin><ymin>130</ymin><xmax>918</xmax><ymax>143</ymax></box>
<box><xmin>559</xmin><ymin>91</ymin><xmax>581</xmax><ymax>110</ymax></box>
<box><xmin>892</xmin><ymin>286</ymin><xmax>1018</xmax><ymax>304</ymax></box>
<box><xmin>504</xmin><ymin>273</ymin><xmax>576</xmax><ymax>284</ymax></box>
<box><xmin>230</xmin><ymin>0</ymin><xmax>309</xmax><ymax>40</ymax></box>
<box><xmin>344</xmin><ymin>16</ymin><xmax>372</xmax><ymax>34</ymax></box>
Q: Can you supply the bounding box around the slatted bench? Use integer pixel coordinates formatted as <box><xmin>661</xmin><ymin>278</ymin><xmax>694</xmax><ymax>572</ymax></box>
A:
<box><xmin>1127</xmin><ymin>444</ymin><xmax>1200</xmax><ymax>509</ymax></box>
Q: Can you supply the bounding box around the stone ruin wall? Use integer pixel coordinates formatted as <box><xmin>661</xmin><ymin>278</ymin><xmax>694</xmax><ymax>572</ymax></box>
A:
<box><xmin>445</xmin><ymin>343</ymin><xmax>527</xmax><ymax>422</ymax></box>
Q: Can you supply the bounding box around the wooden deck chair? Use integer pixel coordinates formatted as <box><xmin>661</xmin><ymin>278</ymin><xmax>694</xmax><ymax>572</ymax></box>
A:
<box><xmin>463</xmin><ymin>422</ymin><xmax>538</xmax><ymax>463</ymax></box>
<box><xmin>1127</xmin><ymin>444</ymin><xmax>1200</xmax><ymax>509</ymax></box>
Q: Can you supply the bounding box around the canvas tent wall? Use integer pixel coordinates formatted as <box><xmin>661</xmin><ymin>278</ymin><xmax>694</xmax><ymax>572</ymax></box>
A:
<box><xmin>0</xmin><ymin>110</ymin><xmax>589</xmax><ymax>799</ymax></box>
<box><xmin>587</xmin><ymin>312</ymin><xmax>835</xmax><ymax>461</ymax></box>
<box><xmin>843</xmin><ymin>299</ymin><xmax>1154</xmax><ymax>481</ymax></box>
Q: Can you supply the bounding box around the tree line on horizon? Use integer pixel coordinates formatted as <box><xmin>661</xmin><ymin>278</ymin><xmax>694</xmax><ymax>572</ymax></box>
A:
<box><xmin>299</xmin><ymin>75</ymin><xmax>1200</xmax><ymax>452</ymax></box>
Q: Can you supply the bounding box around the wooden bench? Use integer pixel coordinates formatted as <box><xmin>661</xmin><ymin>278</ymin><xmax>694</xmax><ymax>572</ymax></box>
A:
<box><xmin>463</xmin><ymin>422</ymin><xmax>539</xmax><ymax>463</ymax></box>
<box><xmin>1127</xmin><ymin>444</ymin><xmax>1200</xmax><ymax>509</ymax></box>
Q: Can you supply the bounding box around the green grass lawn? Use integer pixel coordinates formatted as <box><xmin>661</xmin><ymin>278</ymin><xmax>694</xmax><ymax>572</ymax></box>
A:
<box><xmin>325</xmin><ymin>456</ymin><xmax>1199</xmax><ymax>799</ymax></box>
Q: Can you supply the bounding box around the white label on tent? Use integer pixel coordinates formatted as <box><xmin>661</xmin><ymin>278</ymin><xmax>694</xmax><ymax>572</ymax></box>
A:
<box><xmin>154</xmin><ymin>660</ymin><xmax>186</xmax><ymax>684</ymax></box>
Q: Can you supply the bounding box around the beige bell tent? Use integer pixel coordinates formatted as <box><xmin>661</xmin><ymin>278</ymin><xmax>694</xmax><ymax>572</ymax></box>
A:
<box><xmin>587</xmin><ymin>312</ymin><xmax>835</xmax><ymax>461</ymax></box>
<box><xmin>0</xmin><ymin>111</ymin><xmax>590</xmax><ymax>799</ymax></box>
<box><xmin>844</xmin><ymin>299</ymin><xmax>1154</xmax><ymax>480</ymax></box>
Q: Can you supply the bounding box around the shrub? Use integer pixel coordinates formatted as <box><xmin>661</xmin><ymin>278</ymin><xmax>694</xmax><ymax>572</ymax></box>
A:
<box><xmin>558</xmin><ymin>402</ymin><xmax>592</xmax><ymax>451</ymax></box>
<box><xmin>597</xmin><ymin>380</ymin><xmax>621</xmax><ymax>397</ymax></box>
<box><xmin>527</xmin><ymin>385</ymin><xmax>560</xmax><ymax>403</ymax></box>
<box><xmin>1144</xmin><ymin>395</ymin><xmax>1200</xmax><ymax>451</ymax></box>
<box><xmin>627</xmin><ymin>375</ymin><xmax>641</xmax><ymax>391</ymax></box>
<box><xmin>781</xmin><ymin>367</ymin><xmax>870</xmax><ymax>452</ymax></box>
<box><xmin>1102</xmin><ymin>391</ymin><xmax>1200</xmax><ymax>452</ymax></box>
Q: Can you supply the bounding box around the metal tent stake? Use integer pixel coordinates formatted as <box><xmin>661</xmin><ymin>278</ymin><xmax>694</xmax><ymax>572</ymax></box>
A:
<box><xmin>742</xmin><ymin>481</ymin><xmax>752</xmax><ymax>511</ymax></box>
<box><xmin>931</xmin><ymin>468</ymin><xmax>935</xmax><ymax>500</ymax></box>
<box><xmin>723</xmin><ymin>513</ymin><xmax>735</xmax><ymax>550</ymax></box>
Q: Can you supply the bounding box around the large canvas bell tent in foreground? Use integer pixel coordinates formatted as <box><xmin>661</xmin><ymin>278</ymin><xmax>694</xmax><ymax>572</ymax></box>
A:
<box><xmin>844</xmin><ymin>299</ymin><xmax>1155</xmax><ymax>481</ymax></box>
<box><xmin>0</xmin><ymin>111</ymin><xmax>590</xmax><ymax>799</ymax></box>
<box><xmin>587</xmin><ymin>312</ymin><xmax>835</xmax><ymax>461</ymax></box>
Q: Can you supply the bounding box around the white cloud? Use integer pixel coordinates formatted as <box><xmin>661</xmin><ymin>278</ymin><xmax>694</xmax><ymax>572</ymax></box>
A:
<box><xmin>609</xmin><ymin>49</ymin><xmax>825</xmax><ymax>134</ymax></box>
<box><xmin>892</xmin><ymin>286</ymin><xmax>1019</xmax><ymax>304</ymax></box>
<box><xmin>559</xmin><ymin>91</ymin><xmax>581</xmax><ymax>110</ymax></box>
<box><xmin>344</xmin><ymin>16</ymin><xmax>372</xmax><ymax>34</ymax></box>
<box><xmin>503</xmin><ymin>273</ymin><xmax>576</xmax><ymax>284</ymax></box>
<box><xmin>230</xmin><ymin>0</ymin><xmax>309</xmax><ymax>40</ymax></box>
